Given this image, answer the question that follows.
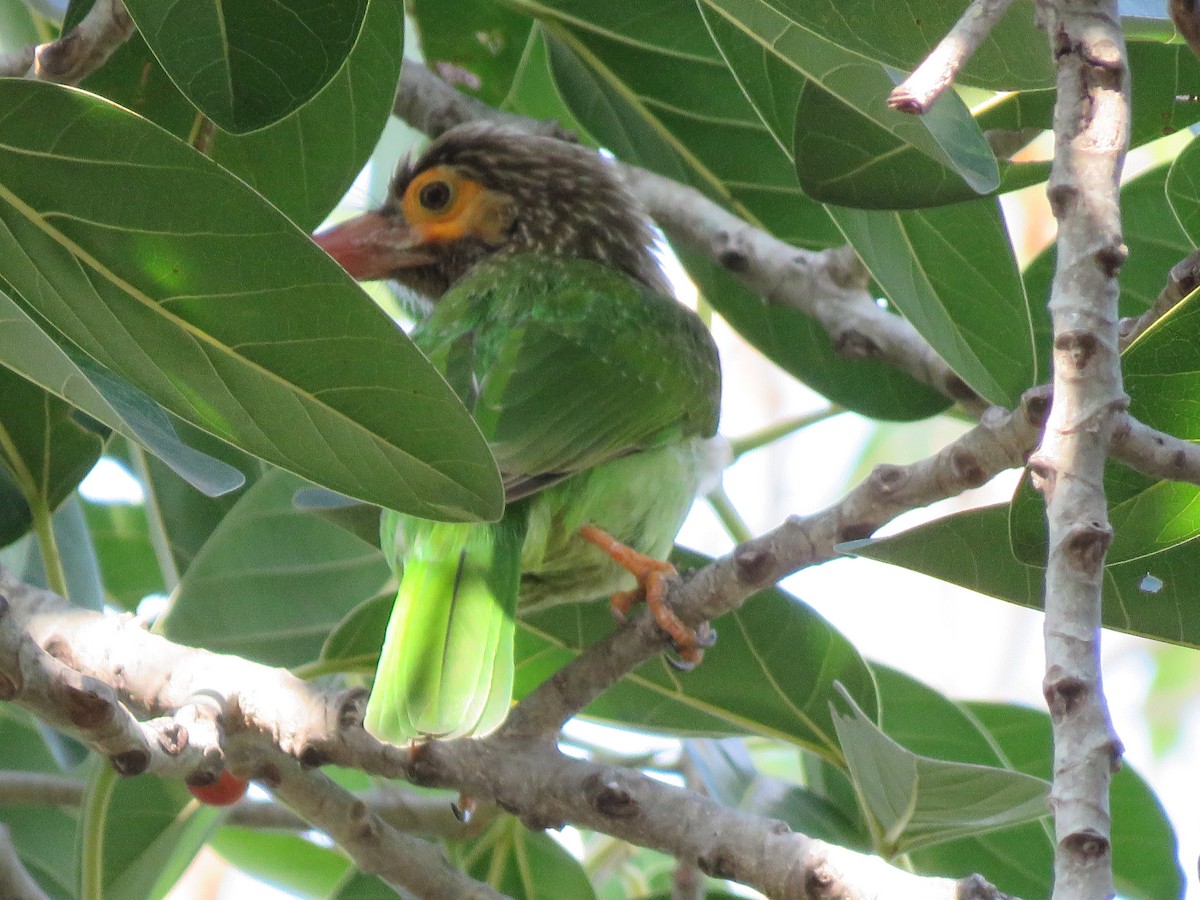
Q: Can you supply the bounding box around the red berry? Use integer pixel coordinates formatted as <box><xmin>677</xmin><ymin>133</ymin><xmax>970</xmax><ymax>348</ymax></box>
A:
<box><xmin>187</xmin><ymin>770</ymin><xmax>248</xmax><ymax>806</ymax></box>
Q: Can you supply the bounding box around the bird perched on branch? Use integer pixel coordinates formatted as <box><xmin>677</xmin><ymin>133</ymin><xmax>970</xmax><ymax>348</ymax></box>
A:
<box><xmin>314</xmin><ymin>123</ymin><xmax>722</xmax><ymax>743</ymax></box>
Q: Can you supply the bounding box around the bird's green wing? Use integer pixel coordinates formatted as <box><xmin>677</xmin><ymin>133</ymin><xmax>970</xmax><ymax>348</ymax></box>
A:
<box><xmin>365</xmin><ymin>513</ymin><xmax>524</xmax><ymax>743</ymax></box>
<box><xmin>418</xmin><ymin>254</ymin><xmax>720</xmax><ymax>494</ymax></box>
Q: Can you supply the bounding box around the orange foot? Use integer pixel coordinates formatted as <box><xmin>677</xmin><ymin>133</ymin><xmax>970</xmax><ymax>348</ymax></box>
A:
<box><xmin>578</xmin><ymin>524</ymin><xmax>715</xmax><ymax>668</ymax></box>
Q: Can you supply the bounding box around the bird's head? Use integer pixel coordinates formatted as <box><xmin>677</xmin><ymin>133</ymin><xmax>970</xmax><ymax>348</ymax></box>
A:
<box><xmin>314</xmin><ymin>123</ymin><xmax>667</xmax><ymax>301</ymax></box>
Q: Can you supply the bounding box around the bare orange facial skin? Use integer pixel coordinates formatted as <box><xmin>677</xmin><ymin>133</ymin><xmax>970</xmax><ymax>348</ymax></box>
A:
<box><xmin>402</xmin><ymin>165</ymin><xmax>513</xmax><ymax>247</ymax></box>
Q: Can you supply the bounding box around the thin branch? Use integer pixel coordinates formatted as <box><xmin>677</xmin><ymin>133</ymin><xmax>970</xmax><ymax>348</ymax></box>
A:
<box><xmin>1118</xmin><ymin>248</ymin><xmax>1200</xmax><ymax>348</ymax></box>
<box><xmin>1031</xmin><ymin>3</ymin><xmax>1129</xmax><ymax>897</ymax></box>
<box><xmin>0</xmin><ymin>0</ymin><xmax>133</xmax><ymax>84</ymax></box>
<box><xmin>888</xmin><ymin>0</ymin><xmax>1019</xmax><ymax>114</ymax></box>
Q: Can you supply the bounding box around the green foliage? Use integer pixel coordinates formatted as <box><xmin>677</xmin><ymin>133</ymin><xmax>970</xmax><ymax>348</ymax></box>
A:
<box><xmin>0</xmin><ymin>0</ymin><xmax>1192</xmax><ymax>897</ymax></box>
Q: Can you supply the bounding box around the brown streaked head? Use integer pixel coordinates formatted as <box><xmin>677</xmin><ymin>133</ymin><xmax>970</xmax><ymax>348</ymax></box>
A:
<box><xmin>313</xmin><ymin>123</ymin><xmax>668</xmax><ymax>300</ymax></box>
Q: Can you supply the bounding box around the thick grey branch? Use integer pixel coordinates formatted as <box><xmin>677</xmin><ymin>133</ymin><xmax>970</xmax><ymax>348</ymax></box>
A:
<box><xmin>1031</xmin><ymin>3</ymin><xmax>1129</xmax><ymax>897</ymax></box>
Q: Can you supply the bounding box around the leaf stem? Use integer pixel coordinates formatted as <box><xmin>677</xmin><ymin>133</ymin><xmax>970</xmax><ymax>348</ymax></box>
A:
<box><xmin>705</xmin><ymin>484</ymin><xmax>753</xmax><ymax>544</ymax></box>
<box><xmin>78</xmin><ymin>760</ymin><xmax>117</xmax><ymax>900</ymax></box>
<box><xmin>129</xmin><ymin>440</ymin><xmax>181</xmax><ymax>593</ymax></box>
<box><xmin>29</xmin><ymin>496</ymin><xmax>69</xmax><ymax>599</ymax></box>
<box><xmin>730</xmin><ymin>405</ymin><xmax>845</xmax><ymax>459</ymax></box>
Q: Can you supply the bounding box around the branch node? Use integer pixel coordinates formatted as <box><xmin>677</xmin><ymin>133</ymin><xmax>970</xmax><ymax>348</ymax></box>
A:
<box><xmin>832</xmin><ymin>329</ymin><xmax>879</xmax><ymax>360</ymax></box>
<box><xmin>110</xmin><ymin>749</ymin><xmax>149</xmax><ymax>777</ymax></box>
<box><xmin>1043</xmin><ymin>669</ymin><xmax>1088</xmax><ymax>718</ymax></box>
<box><xmin>869</xmin><ymin>463</ymin><xmax>907</xmax><ymax>495</ymax></box>
<box><xmin>946</xmin><ymin>374</ymin><xmax>981</xmax><ymax>404</ymax></box>
<box><xmin>584</xmin><ymin>772</ymin><xmax>639</xmax><ymax>820</ymax></box>
<box><xmin>299</xmin><ymin>744</ymin><xmax>331</xmax><ymax>769</ymax></box>
<box><xmin>55</xmin><ymin>677</ymin><xmax>115</xmax><ymax>729</ymax></box>
<box><xmin>733</xmin><ymin>545</ymin><xmax>774</xmax><ymax>585</ymax></box>
<box><xmin>1061</xmin><ymin>521</ymin><xmax>1112</xmax><ymax>572</ymax></box>
<box><xmin>1053</xmin><ymin>330</ymin><xmax>1100</xmax><ymax>371</ymax></box>
<box><xmin>696</xmin><ymin>849</ymin><xmax>737</xmax><ymax>880</ymax></box>
<box><xmin>950</xmin><ymin>446</ymin><xmax>987</xmax><ymax>487</ymax></box>
<box><xmin>1060</xmin><ymin>828</ymin><xmax>1111</xmax><ymax>859</ymax></box>
<box><xmin>1094</xmin><ymin>242</ymin><xmax>1128</xmax><ymax>278</ymax></box>
<box><xmin>1046</xmin><ymin>183</ymin><xmax>1078</xmax><ymax>219</ymax></box>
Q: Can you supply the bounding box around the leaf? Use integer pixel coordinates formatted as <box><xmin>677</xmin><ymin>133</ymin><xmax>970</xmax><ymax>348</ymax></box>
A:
<box><xmin>831</xmin><ymin>686</ymin><xmax>1049</xmax><ymax>856</ymax></box>
<box><xmin>828</xmin><ymin>199</ymin><xmax>1037</xmax><ymax>407</ymax></box>
<box><xmin>162</xmin><ymin>468</ymin><xmax>391</xmax><ymax>667</ymax></box>
<box><xmin>0</xmin><ymin>293</ymin><xmax>246</xmax><ymax>497</ymax></box>
<box><xmin>0</xmin><ymin>708</ymin><xmax>80</xmax><ymax>899</ymax></box>
<box><xmin>697</xmin><ymin>0</ymin><xmax>997</xmax><ymax>208</ymax></box>
<box><xmin>6</xmin><ymin>497</ymin><xmax>107</xmax><ymax>611</ymax></box>
<box><xmin>1167</xmin><ymin>133</ymin><xmax>1200</xmax><ymax>243</ymax></box>
<box><xmin>293</xmin><ymin>486</ymin><xmax>384</xmax><ymax>548</ymax></box>
<box><xmin>685</xmin><ymin>739</ymin><xmax>868</xmax><ymax>849</ymax></box>
<box><xmin>0</xmin><ymin>368</ymin><xmax>105</xmax><ymax>515</ymax></box>
<box><xmin>123</xmin><ymin>0</ymin><xmax>368</xmax><ymax>133</ymax></box>
<box><xmin>102</xmin><ymin>776</ymin><xmax>222</xmax><ymax>900</ymax></box>
<box><xmin>211</xmin><ymin>828</ymin><xmax>352</xmax><ymax>897</ymax></box>
<box><xmin>732</xmin><ymin>0</ymin><xmax>1052</xmax><ymax>91</ymax></box>
<box><xmin>847</xmin><ymin>503</ymin><xmax>1200</xmax><ymax>649</ymax></box>
<box><xmin>0</xmin><ymin>79</ymin><xmax>502</xmax><ymax>521</ymax></box>
<box><xmin>539</xmin><ymin>16</ymin><xmax>948</xmax><ymax>421</ymax></box>
<box><xmin>462</xmin><ymin>819</ymin><xmax>597</xmax><ymax>899</ymax></box>
<box><xmin>82</xmin><ymin>497</ymin><xmax>166</xmax><ymax>611</ymax></box>
<box><xmin>320</xmin><ymin>591</ymin><xmax>393</xmax><ymax>673</ymax></box>
<box><xmin>412</xmin><ymin>0</ymin><xmax>533</xmax><ymax>107</ymax></box>
<box><xmin>515</xmin><ymin>548</ymin><xmax>878</xmax><ymax>760</ymax></box>
<box><xmin>967</xmin><ymin>701</ymin><xmax>1183</xmax><ymax>899</ymax></box>
<box><xmin>209</xmin><ymin>0</ymin><xmax>406</xmax><ymax>229</ymax></box>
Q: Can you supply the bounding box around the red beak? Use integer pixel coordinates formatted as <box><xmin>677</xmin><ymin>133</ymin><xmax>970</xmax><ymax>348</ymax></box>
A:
<box><xmin>313</xmin><ymin>212</ymin><xmax>434</xmax><ymax>281</ymax></box>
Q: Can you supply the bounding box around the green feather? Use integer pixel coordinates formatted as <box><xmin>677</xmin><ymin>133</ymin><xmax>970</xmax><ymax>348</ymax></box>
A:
<box><xmin>366</xmin><ymin>253</ymin><xmax>721</xmax><ymax>742</ymax></box>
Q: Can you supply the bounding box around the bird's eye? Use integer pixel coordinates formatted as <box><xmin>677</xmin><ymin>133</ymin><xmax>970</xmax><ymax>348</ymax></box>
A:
<box><xmin>418</xmin><ymin>180</ymin><xmax>453</xmax><ymax>212</ymax></box>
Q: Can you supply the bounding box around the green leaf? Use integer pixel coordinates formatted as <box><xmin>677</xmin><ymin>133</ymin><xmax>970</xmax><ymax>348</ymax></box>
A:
<box><xmin>831</xmin><ymin>686</ymin><xmax>1049</xmax><ymax>857</ymax></box>
<box><xmin>696</xmin><ymin>0</ymin><xmax>997</xmax><ymax>208</ymax></box>
<box><xmin>212</xmin><ymin>828</ymin><xmax>352</xmax><ymax>897</ymax></box>
<box><xmin>412</xmin><ymin>0</ymin><xmax>533</xmax><ymax>107</ymax></box>
<box><xmin>123</xmin><ymin>0</ymin><xmax>368</xmax><ymax>133</ymax></box>
<box><xmin>461</xmin><ymin>818</ymin><xmax>597</xmax><ymax>899</ymax></box>
<box><xmin>82</xmin><ymin>497</ymin><xmax>166</xmax><ymax>611</ymax></box>
<box><xmin>828</xmin><ymin>199</ymin><xmax>1037</xmax><ymax>407</ymax></box>
<box><xmin>685</xmin><ymin>739</ymin><xmax>868</xmax><ymax>849</ymax></box>
<box><xmin>293</xmin><ymin>487</ymin><xmax>384</xmax><ymax>548</ymax></box>
<box><xmin>968</xmin><ymin>702</ymin><xmax>1183</xmax><ymax>899</ymax></box>
<box><xmin>1167</xmin><ymin>134</ymin><xmax>1200</xmax><ymax>243</ymax></box>
<box><xmin>0</xmin><ymin>80</ymin><xmax>502</xmax><ymax>521</ymax></box>
<box><xmin>162</xmin><ymin>468</ymin><xmax>391</xmax><ymax>667</ymax></box>
<box><xmin>0</xmin><ymin>293</ymin><xmax>246</xmax><ymax>497</ymax></box>
<box><xmin>848</xmin><ymin>503</ymin><xmax>1200</xmax><ymax>649</ymax></box>
<box><xmin>0</xmin><ymin>708</ymin><xmax>80</xmax><ymax>900</ymax></box>
<box><xmin>102</xmin><ymin>776</ymin><xmax>222</xmax><ymax>900</ymax></box>
<box><xmin>210</xmin><ymin>0</ymin><xmax>406</xmax><ymax>230</ymax></box>
<box><xmin>731</xmin><ymin>0</ymin><xmax>1052</xmax><ymax>91</ymax></box>
<box><xmin>320</xmin><ymin>591</ymin><xmax>393</xmax><ymax>673</ymax></box>
<box><xmin>0</xmin><ymin>368</ymin><xmax>105</xmax><ymax>508</ymax></box>
<box><xmin>678</xmin><ymin>250</ymin><xmax>951</xmax><ymax>422</ymax></box>
<box><xmin>7</xmin><ymin>497</ymin><xmax>107</xmax><ymax>611</ymax></box>
<box><xmin>0</xmin><ymin>464</ymin><xmax>31</xmax><ymax>548</ymax></box>
<box><xmin>515</xmin><ymin>548</ymin><xmax>878</xmax><ymax>760</ymax></box>
<box><xmin>538</xmin><ymin>15</ymin><xmax>948</xmax><ymax>421</ymax></box>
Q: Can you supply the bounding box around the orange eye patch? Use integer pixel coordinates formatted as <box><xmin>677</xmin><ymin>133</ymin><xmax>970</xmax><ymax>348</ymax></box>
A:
<box><xmin>401</xmin><ymin>166</ymin><xmax>490</xmax><ymax>243</ymax></box>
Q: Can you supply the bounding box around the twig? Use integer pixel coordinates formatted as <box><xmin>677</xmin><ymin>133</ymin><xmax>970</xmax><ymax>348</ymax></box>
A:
<box><xmin>1029</xmin><ymin>3</ymin><xmax>1129</xmax><ymax>897</ymax></box>
<box><xmin>0</xmin><ymin>0</ymin><xmax>133</xmax><ymax>84</ymax></box>
<box><xmin>1118</xmin><ymin>248</ymin><xmax>1200</xmax><ymax>348</ymax></box>
<box><xmin>888</xmin><ymin>0</ymin><xmax>1019</xmax><ymax>114</ymax></box>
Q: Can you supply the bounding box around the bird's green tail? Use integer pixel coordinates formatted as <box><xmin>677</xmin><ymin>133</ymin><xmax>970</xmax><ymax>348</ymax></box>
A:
<box><xmin>365</xmin><ymin>516</ymin><xmax>524</xmax><ymax>743</ymax></box>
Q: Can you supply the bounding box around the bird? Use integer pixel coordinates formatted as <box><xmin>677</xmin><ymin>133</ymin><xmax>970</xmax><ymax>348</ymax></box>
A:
<box><xmin>313</xmin><ymin>122</ymin><xmax>722</xmax><ymax>744</ymax></box>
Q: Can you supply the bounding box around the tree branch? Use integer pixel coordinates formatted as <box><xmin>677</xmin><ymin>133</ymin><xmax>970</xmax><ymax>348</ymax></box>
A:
<box><xmin>0</xmin><ymin>0</ymin><xmax>133</xmax><ymax>83</ymax></box>
<box><xmin>888</xmin><ymin>0</ymin><xmax>1019</xmax><ymax>114</ymax></box>
<box><xmin>1031</xmin><ymin>3</ymin><xmax>1129</xmax><ymax>897</ymax></box>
